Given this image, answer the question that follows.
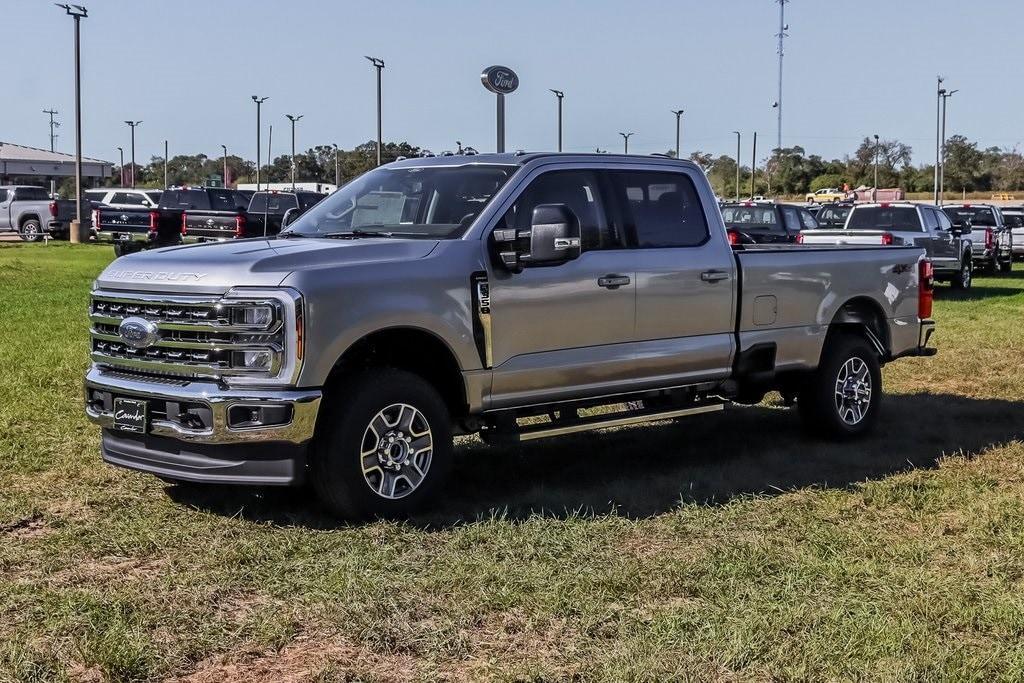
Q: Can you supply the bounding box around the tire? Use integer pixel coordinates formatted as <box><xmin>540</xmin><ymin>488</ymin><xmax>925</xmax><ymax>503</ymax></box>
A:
<box><xmin>950</xmin><ymin>259</ymin><xmax>972</xmax><ymax>290</ymax></box>
<box><xmin>998</xmin><ymin>256</ymin><xmax>1012</xmax><ymax>274</ymax></box>
<box><xmin>311</xmin><ymin>369</ymin><xmax>452</xmax><ymax>519</ymax></box>
<box><xmin>798</xmin><ymin>332</ymin><xmax>882</xmax><ymax>440</ymax></box>
<box><xmin>19</xmin><ymin>219</ymin><xmax>42</xmax><ymax>243</ymax></box>
<box><xmin>113</xmin><ymin>243</ymin><xmax>125</xmax><ymax>257</ymax></box>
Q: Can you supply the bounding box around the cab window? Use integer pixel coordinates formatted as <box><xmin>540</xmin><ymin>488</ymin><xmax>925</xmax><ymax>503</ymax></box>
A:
<box><xmin>501</xmin><ymin>170</ymin><xmax>617</xmax><ymax>251</ymax></box>
<box><xmin>605</xmin><ymin>170</ymin><xmax>709</xmax><ymax>248</ymax></box>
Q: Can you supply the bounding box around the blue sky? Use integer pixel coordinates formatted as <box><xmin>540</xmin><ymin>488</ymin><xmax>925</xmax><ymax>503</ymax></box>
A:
<box><xmin>4</xmin><ymin>0</ymin><xmax>1021</xmax><ymax>166</ymax></box>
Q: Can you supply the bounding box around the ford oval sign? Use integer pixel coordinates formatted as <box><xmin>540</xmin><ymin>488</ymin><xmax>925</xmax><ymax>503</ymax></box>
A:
<box><xmin>118</xmin><ymin>316</ymin><xmax>159</xmax><ymax>349</ymax></box>
<box><xmin>481</xmin><ymin>66</ymin><xmax>519</xmax><ymax>95</ymax></box>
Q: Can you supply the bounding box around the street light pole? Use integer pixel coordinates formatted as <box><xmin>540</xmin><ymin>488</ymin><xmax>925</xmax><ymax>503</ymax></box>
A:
<box><xmin>221</xmin><ymin>144</ymin><xmax>228</xmax><ymax>188</ymax></box>
<box><xmin>124</xmin><ymin>120</ymin><xmax>141</xmax><ymax>188</ymax></box>
<box><xmin>732</xmin><ymin>131</ymin><xmax>741</xmax><ymax>201</ymax></box>
<box><xmin>934</xmin><ymin>76</ymin><xmax>943</xmax><ymax>205</ymax></box>
<box><xmin>117</xmin><ymin>147</ymin><xmax>123</xmax><ymax>186</ymax></box>
<box><xmin>333</xmin><ymin>143</ymin><xmax>339</xmax><ymax>187</ymax></box>
<box><xmin>285</xmin><ymin>114</ymin><xmax>303</xmax><ymax>190</ymax></box>
<box><xmin>163</xmin><ymin>139</ymin><xmax>168</xmax><ymax>189</ymax></box>
<box><xmin>873</xmin><ymin>134</ymin><xmax>880</xmax><ymax>191</ymax></box>
<box><xmin>939</xmin><ymin>89</ymin><xmax>957</xmax><ymax>206</ymax></box>
<box><xmin>365</xmin><ymin>56</ymin><xmax>385</xmax><ymax>166</ymax></box>
<box><xmin>619</xmin><ymin>132</ymin><xmax>634</xmax><ymax>154</ymax></box>
<box><xmin>550</xmin><ymin>89</ymin><xmax>564</xmax><ymax>152</ymax></box>
<box><xmin>671</xmin><ymin>109</ymin><xmax>684</xmax><ymax>159</ymax></box>
<box><xmin>252</xmin><ymin>95</ymin><xmax>268</xmax><ymax>190</ymax></box>
<box><xmin>56</xmin><ymin>3</ymin><xmax>87</xmax><ymax>238</ymax></box>
<box><xmin>750</xmin><ymin>131</ymin><xmax>758</xmax><ymax>199</ymax></box>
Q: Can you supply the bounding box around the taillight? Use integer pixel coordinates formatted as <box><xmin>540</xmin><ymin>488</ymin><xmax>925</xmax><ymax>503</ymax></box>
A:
<box><xmin>881</xmin><ymin>232</ymin><xmax>894</xmax><ymax>245</ymax></box>
<box><xmin>985</xmin><ymin>228</ymin><xmax>994</xmax><ymax>250</ymax></box>
<box><xmin>92</xmin><ymin>208</ymin><xmax>100</xmax><ymax>226</ymax></box>
<box><xmin>796</xmin><ymin>232</ymin><xmax>805</xmax><ymax>244</ymax></box>
<box><xmin>180</xmin><ymin>212</ymin><xmax>188</xmax><ymax>235</ymax></box>
<box><xmin>148</xmin><ymin>210</ymin><xmax>159</xmax><ymax>234</ymax></box>
<box><xmin>234</xmin><ymin>214</ymin><xmax>246</xmax><ymax>238</ymax></box>
<box><xmin>49</xmin><ymin>201</ymin><xmax>58</xmax><ymax>218</ymax></box>
<box><xmin>919</xmin><ymin>259</ymin><xmax>934</xmax><ymax>319</ymax></box>
<box><xmin>727</xmin><ymin>229</ymin><xmax>740</xmax><ymax>246</ymax></box>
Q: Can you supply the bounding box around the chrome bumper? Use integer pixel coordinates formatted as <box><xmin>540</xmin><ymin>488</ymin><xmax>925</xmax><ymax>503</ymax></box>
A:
<box><xmin>94</xmin><ymin>230</ymin><xmax>152</xmax><ymax>245</ymax></box>
<box><xmin>84</xmin><ymin>366</ymin><xmax>321</xmax><ymax>445</ymax></box>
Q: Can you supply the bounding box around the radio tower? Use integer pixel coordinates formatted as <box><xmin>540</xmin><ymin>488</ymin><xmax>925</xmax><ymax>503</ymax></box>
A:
<box><xmin>775</xmin><ymin>0</ymin><xmax>788</xmax><ymax>152</ymax></box>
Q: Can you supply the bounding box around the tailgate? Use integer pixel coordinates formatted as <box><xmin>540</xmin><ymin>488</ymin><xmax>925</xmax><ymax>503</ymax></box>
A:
<box><xmin>183</xmin><ymin>211</ymin><xmax>239</xmax><ymax>239</ymax></box>
<box><xmin>96</xmin><ymin>208</ymin><xmax>151</xmax><ymax>232</ymax></box>
<box><xmin>799</xmin><ymin>230</ymin><xmax>889</xmax><ymax>245</ymax></box>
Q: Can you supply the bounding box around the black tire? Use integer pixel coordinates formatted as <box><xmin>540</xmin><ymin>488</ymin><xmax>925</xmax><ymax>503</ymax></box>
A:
<box><xmin>950</xmin><ymin>259</ymin><xmax>972</xmax><ymax>290</ymax></box>
<box><xmin>19</xmin><ymin>219</ymin><xmax>42</xmax><ymax>243</ymax></box>
<box><xmin>998</xmin><ymin>256</ymin><xmax>1013</xmax><ymax>274</ymax></box>
<box><xmin>311</xmin><ymin>369</ymin><xmax>452</xmax><ymax>519</ymax></box>
<box><xmin>798</xmin><ymin>332</ymin><xmax>882</xmax><ymax>440</ymax></box>
<box><xmin>113</xmin><ymin>243</ymin><xmax>125</xmax><ymax>257</ymax></box>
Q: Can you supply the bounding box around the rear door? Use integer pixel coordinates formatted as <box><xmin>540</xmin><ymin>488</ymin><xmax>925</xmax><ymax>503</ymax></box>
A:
<box><xmin>608</xmin><ymin>167</ymin><xmax>736</xmax><ymax>385</ymax></box>
<box><xmin>922</xmin><ymin>206</ymin><xmax>959</xmax><ymax>272</ymax></box>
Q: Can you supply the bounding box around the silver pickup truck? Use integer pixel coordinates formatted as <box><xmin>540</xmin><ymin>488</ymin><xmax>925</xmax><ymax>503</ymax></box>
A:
<box><xmin>0</xmin><ymin>185</ymin><xmax>85</xmax><ymax>241</ymax></box>
<box><xmin>84</xmin><ymin>154</ymin><xmax>936</xmax><ymax>518</ymax></box>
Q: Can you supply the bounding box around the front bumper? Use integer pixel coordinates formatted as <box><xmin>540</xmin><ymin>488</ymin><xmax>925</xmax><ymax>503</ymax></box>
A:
<box><xmin>84</xmin><ymin>366</ymin><xmax>321</xmax><ymax>484</ymax></box>
<box><xmin>94</xmin><ymin>229</ymin><xmax>153</xmax><ymax>245</ymax></box>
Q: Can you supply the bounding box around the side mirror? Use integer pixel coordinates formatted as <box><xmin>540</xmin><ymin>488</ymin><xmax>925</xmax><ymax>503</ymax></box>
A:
<box><xmin>524</xmin><ymin>204</ymin><xmax>581</xmax><ymax>264</ymax></box>
<box><xmin>281</xmin><ymin>207</ymin><xmax>299</xmax><ymax>228</ymax></box>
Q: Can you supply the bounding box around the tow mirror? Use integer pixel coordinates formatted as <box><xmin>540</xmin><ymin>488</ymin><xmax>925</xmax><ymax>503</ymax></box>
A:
<box><xmin>525</xmin><ymin>204</ymin><xmax>580</xmax><ymax>264</ymax></box>
<box><xmin>281</xmin><ymin>207</ymin><xmax>299</xmax><ymax>228</ymax></box>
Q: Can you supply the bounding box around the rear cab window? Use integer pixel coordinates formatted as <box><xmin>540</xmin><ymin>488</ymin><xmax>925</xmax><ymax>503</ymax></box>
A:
<box><xmin>15</xmin><ymin>187</ymin><xmax>49</xmax><ymax>201</ymax></box>
<box><xmin>847</xmin><ymin>206</ymin><xmax>922</xmax><ymax>232</ymax></box>
<box><xmin>721</xmin><ymin>204</ymin><xmax>784</xmax><ymax>235</ymax></box>
<box><xmin>160</xmin><ymin>190</ymin><xmax>211</xmax><ymax>210</ymax></box>
<box><xmin>248</xmin><ymin>193</ymin><xmax>300</xmax><ymax>214</ymax></box>
<box><xmin>606</xmin><ymin>171</ymin><xmax>709</xmax><ymax>248</ymax></box>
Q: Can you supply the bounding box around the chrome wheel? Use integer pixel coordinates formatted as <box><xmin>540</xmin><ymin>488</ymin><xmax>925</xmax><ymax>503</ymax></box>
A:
<box><xmin>834</xmin><ymin>357</ymin><xmax>872</xmax><ymax>425</ymax></box>
<box><xmin>359</xmin><ymin>403</ymin><xmax>433</xmax><ymax>500</ymax></box>
<box><xmin>962</xmin><ymin>261</ymin><xmax>972</xmax><ymax>288</ymax></box>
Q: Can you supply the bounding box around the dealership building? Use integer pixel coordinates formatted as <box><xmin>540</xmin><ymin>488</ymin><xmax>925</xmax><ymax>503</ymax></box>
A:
<box><xmin>0</xmin><ymin>141</ymin><xmax>112</xmax><ymax>188</ymax></box>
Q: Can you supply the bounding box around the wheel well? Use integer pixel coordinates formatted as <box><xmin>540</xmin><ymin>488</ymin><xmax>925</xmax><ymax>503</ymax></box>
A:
<box><xmin>827</xmin><ymin>297</ymin><xmax>890</xmax><ymax>359</ymax></box>
<box><xmin>19</xmin><ymin>214</ymin><xmax>40</xmax><ymax>227</ymax></box>
<box><xmin>324</xmin><ymin>328</ymin><xmax>467</xmax><ymax>418</ymax></box>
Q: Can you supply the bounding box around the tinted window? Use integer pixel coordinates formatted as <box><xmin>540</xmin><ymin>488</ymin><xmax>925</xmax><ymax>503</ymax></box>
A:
<box><xmin>160</xmin><ymin>190</ymin><xmax>210</xmax><ymax>210</ymax></box>
<box><xmin>145</xmin><ymin>191</ymin><xmax>163</xmax><ymax>204</ymax></box>
<box><xmin>503</xmin><ymin>170</ymin><xmax>614</xmax><ymax>251</ymax></box>
<box><xmin>297</xmin><ymin>193</ymin><xmax>325</xmax><ymax>211</ymax></box>
<box><xmin>936</xmin><ymin>210</ymin><xmax>953</xmax><ymax>231</ymax></box>
<box><xmin>921</xmin><ymin>208</ymin><xmax>939</xmax><ymax>231</ymax></box>
<box><xmin>15</xmin><ymin>187</ymin><xmax>49</xmax><ymax>201</ymax></box>
<box><xmin>0</xmin><ymin>190</ymin><xmax>8</xmax><ymax>203</ymax></box>
<box><xmin>780</xmin><ymin>206</ymin><xmax>801</xmax><ymax>231</ymax></box>
<box><xmin>847</xmin><ymin>206</ymin><xmax>921</xmax><ymax>232</ymax></box>
<box><xmin>607</xmin><ymin>171</ymin><xmax>708</xmax><ymax>248</ymax></box>
<box><xmin>248</xmin><ymin>193</ymin><xmax>300</xmax><ymax>214</ymax></box>
<box><xmin>799</xmin><ymin>209</ymin><xmax>818</xmax><ymax>229</ymax></box>
<box><xmin>943</xmin><ymin>207</ymin><xmax>996</xmax><ymax>227</ymax></box>
<box><xmin>721</xmin><ymin>204</ymin><xmax>781</xmax><ymax>231</ymax></box>
<box><xmin>207</xmin><ymin>190</ymin><xmax>238</xmax><ymax>211</ymax></box>
<box><xmin>111</xmin><ymin>192</ymin><xmax>146</xmax><ymax>205</ymax></box>
<box><xmin>1003</xmin><ymin>212</ymin><xmax>1024</xmax><ymax>228</ymax></box>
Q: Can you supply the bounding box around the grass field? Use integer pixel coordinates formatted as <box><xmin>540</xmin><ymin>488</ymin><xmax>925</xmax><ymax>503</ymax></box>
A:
<box><xmin>2</xmin><ymin>243</ymin><xmax>1024</xmax><ymax>682</ymax></box>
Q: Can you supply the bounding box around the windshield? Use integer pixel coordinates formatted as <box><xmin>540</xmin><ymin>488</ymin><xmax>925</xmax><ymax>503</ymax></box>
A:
<box><xmin>720</xmin><ymin>205</ymin><xmax>778</xmax><ymax>229</ymax></box>
<box><xmin>285</xmin><ymin>164</ymin><xmax>516</xmax><ymax>237</ymax></box>
<box><xmin>847</xmin><ymin>206</ymin><xmax>921</xmax><ymax>231</ymax></box>
<box><xmin>942</xmin><ymin>207</ymin><xmax>996</xmax><ymax>227</ymax></box>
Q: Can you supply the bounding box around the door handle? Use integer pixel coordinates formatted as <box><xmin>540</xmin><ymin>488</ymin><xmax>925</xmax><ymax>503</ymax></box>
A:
<box><xmin>701</xmin><ymin>270</ymin><xmax>730</xmax><ymax>282</ymax></box>
<box><xmin>598</xmin><ymin>274</ymin><xmax>631</xmax><ymax>289</ymax></box>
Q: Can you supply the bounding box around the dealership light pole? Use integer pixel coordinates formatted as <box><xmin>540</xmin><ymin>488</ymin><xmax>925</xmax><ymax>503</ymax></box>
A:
<box><xmin>365</xmin><ymin>56</ymin><xmax>385</xmax><ymax>165</ymax></box>
<box><xmin>873</xmin><ymin>134</ymin><xmax>880</xmax><ymax>190</ymax></box>
<box><xmin>56</xmin><ymin>3</ymin><xmax>86</xmax><ymax>239</ymax></box>
<box><xmin>221</xmin><ymin>144</ymin><xmax>228</xmax><ymax>188</ymax></box>
<box><xmin>750</xmin><ymin>131</ymin><xmax>758</xmax><ymax>199</ymax></box>
<box><xmin>934</xmin><ymin>76</ymin><xmax>943</xmax><ymax>205</ymax></box>
<box><xmin>163</xmin><ymin>139</ymin><xmax>168</xmax><ymax>189</ymax></box>
<box><xmin>124</xmin><ymin>120</ymin><xmax>141</xmax><ymax>188</ymax></box>
<box><xmin>333</xmin><ymin>143</ymin><xmax>339</xmax><ymax>187</ymax></box>
<box><xmin>252</xmin><ymin>95</ymin><xmax>268</xmax><ymax>190</ymax></box>
<box><xmin>939</xmin><ymin>89</ymin><xmax>957</xmax><ymax>206</ymax></box>
<box><xmin>671</xmin><ymin>109</ymin><xmax>684</xmax><ymax>159</ymax></box>
<box><xmin>550</xmin><ymin>89</ymin><xmax>564</xmax><ymax>152</ymax></box>
<box><xmin>285</xmin><ymin>113</ymin><xmax>303</xmax><ymax>190</ymax></box>
<box><xmin>732</xmin><ymin>131</ymin><xmax>741</xmax><ymax>201</ymax></box>
<box><xmin>619</xmin><ymin>132</ymin><xmax>634</xmax><ymax>154</ymax></box>
<box><xmin>116</xmin><ymin>147</ymin><xmax>123</xmax><ymax>185</ymax></box>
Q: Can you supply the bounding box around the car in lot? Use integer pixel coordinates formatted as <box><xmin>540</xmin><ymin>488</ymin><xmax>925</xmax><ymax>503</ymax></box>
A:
<box><xmin>0</xmin><ymin>185</ymin><xmax>86</xmax><ymax>241</ymax></box>
<box><xmin>941</xmin><ymin>204</ymin><xmax>1013</xmax><ymax>274</ymax></box>
<box><xmin>95</xmin><ymin>187</ymin><xmax>249</xmax><ymax>255</ymax></box>
<box><xmin>814</xmin><ymin>202</ymin><xmax>854</xmax><ymax>229</ymax></box>
<box><xmin>805</xmin><ymin>188</ymin><xmax>846</xmax><ymax>204</ymax></box>
<box><xmin>720</xmin><ymin>200</ymin><xmax>818</xmax><ymax>243</ymax></box>
<box><xmin>245</xmin><ymin>190</ymin><xmax>326</xmax><ymax>238</ymax></box>
<box><xmin>84</xmin><ymin>153</ymin><xmax>936</xmax><ymax>518</ymax></box>
<box><xmin>798</xmin><ymin>202</ymin><xmax>974</xmax><ymax>288</ymax></box>
<box><xmin>85</xmin><ymin>188</ymin><xmax>162</xmax><ymax>210</ymax></box>
<box><xmin>1000</xmin><ymin>206</ymin><xmax>1024</xmax><ymax>260</ymax></box>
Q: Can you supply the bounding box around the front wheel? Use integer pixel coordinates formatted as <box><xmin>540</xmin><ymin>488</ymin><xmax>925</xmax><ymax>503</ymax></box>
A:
<box><xmin>311</xmin><ymin>369</ymin><xmax>452</xmax><ymax>519</ymax></box>
<box><xmin>19</xmin><ymin>219</ymin><xmax>42</xmax><ymax>242</ymax></box>
<box><xmin>798</xmin><ymin>333</ymin><xmax>882</xmax><ymax>439</ymax></box>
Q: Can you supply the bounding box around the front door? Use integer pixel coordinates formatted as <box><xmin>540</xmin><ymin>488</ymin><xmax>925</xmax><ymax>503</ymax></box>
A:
<box><xmin>486</xmin><ymin>169</ymin><xmax>637</xmax><ymax>409</ymax></box>
<box><xmin>0</xmin><ymin>190</ymin><xmax>10</xmax><ymax>230</ymax></box>
<box><xmin>924</xmin><ymin>206</ymin><xmax>960</xmax><ymax>273</ymax></box>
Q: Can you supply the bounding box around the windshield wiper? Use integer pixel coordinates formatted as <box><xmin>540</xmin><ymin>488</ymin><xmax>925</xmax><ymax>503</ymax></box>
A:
<box><xmin>277</xmin><ymin>230</ymin><xmax>312</xmax><ymax>238</ymax></box>
<box><xmin>322</xmin><ymin>229</ymin><xmax>395</xmax><ymax>238</ymax></box>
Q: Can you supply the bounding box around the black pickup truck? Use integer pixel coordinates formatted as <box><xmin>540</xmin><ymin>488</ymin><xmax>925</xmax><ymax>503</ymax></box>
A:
<box><xmin>244</xmin><ymin>190</ymin><xmax>326</xmax><ymax>238</ymax></box>
<box><xmin>179</xmin><ymin>189</ymin><xmax>252</xmax><ymax>244</ymax></box>
<box><xmin>719</xmin><ymin>201</ymin><xmax>819</xmax><ymax>244</ymax></box>
<box><xmin>96</xmin><ymin>187</ymin><xmax>250</xmax><ymax>254</ymax></box>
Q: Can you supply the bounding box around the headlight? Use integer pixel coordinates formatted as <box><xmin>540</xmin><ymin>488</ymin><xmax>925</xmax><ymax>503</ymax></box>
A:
<box><xmin>221</xmin><ymin>287</ymin><xmax>303</xmax><ymax>387</ymax></box>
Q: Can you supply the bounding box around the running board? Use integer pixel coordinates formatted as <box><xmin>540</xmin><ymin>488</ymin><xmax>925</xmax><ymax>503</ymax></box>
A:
<box><xmin>516</xmin><ymin>403</ymin><xmax>724</xmax><ymax>442</ymax></box>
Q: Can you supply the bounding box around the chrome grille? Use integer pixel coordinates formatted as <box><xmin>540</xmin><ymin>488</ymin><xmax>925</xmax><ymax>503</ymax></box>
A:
<box><xmin>89</xmin><ymin>291</ymin><xmax>284</xmax><ymax>380</ymax></box>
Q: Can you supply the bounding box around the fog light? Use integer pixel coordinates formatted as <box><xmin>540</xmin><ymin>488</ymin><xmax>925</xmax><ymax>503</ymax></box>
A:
<box><xmin>237</xmin><ymin>305</ymin><xmax>273</xmax><ymax>326</ymax></box>
<box><xmin>241</xmin><ymin>350</ymin><xmax>272</xmax><ymax>369</ymax></box>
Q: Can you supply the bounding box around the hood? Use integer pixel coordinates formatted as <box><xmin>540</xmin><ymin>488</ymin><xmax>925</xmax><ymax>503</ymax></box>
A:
<box><xmin>95</xmin><ymin>237</ymin><xmax>440</xmax><ymax>294</ymax></box>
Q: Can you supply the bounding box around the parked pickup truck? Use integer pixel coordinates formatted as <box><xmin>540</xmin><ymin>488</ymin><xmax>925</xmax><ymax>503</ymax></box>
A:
<box><xmin>245</xmin><ymin>190</ymin><xmax>326</xmax><ymax>238</ymax></box>
<box><xmin>798</xmin><ymin>202</ymin><xmax>974</xmax><ymax>289</ymax></box>
<box><xmin>941</xmin><ymin>204</ymin><xmax>1013</xmax><ymax>274</ymax></box>
<box><xmin>179</xmin><ymin>189</ymin><xmax>252</xmax><ymax>244</ymax></box>
<box><xmin>83</xmin><ymin>154</ymin><xmax>936</xmax><ymax>518</ymax></box>
<box><xmin>720</xmin><ymin>201</ymin><xmax>818</xmax><ymax>243</ymax></box>
<box><xmin>805</xmin><ymin>188</ymin><xmax>846</xmax><ymax>203</ymax></box>
<box><xmin>95</xmin><ymin>187</ymin><xmax>249</xmax><ymax>255</ymax></box>
<box><xmin>0</xmin><ymin>185</ymin><xmax>86</xmax><ymax>241</ymax></box>
<box><xmin>1000</xmin><ymin>206</ymin><xmax>1024</xmax><ymax>260</ymax></box>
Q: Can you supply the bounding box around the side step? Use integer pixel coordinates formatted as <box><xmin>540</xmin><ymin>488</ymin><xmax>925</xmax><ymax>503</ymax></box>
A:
<box><xmin>515</xmin><ymin>402</ymin><xmax>724</xmax><ymax>442</ymax></box>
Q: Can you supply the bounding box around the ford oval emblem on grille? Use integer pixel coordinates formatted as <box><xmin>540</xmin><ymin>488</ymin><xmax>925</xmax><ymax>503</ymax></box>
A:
<box><xmin>206</xmin><ymin>218</ymin><xmax>215</xmax><ymax>226</ymax></box>
<box><xmin>120</xmin><ymin>214</ymin><xmax>128</xmax><ymax>222</ymax></box>
<box><xmin>118</xmin><ymin>316</ymin><xmax>159</xmax><ymax>349</ymax></box>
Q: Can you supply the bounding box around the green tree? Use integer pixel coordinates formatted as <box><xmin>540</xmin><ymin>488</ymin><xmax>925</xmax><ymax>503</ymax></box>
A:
<box><xmin>942</xmin><ymin>135</ymin><xmax>987</xmax><ymax>192</ymax></box>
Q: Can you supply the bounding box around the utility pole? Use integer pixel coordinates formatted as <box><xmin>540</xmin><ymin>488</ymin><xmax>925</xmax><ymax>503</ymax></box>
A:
<box><xmin>117</xmin><ymin>147</ymin><xmax>123</xmax><ymax>186</ymax></box>
<box><xmin>750</xmin><ymin>131</ymin><xmax>758</xmax><ymax>199</ymax></box>
<box><xmin>43</xmin><ymin>109</ymin><xmax>60</xmax><ymax>196</ymax></box>
<box><xmin>221</xmin><ymin>144</ymin><xmax>228</xmax><ymax>188</ymax></box>
<box><xmin>939</xmin><ymin>89</ymin><xmax>958</xmax><ymax>206</ymax></box>
<box><xmin>671</xmin><ymin>109</ymin><xmax>684</xmax><ymax>159</ymax></box>
<box><xmin>56</xmin><ymin>4</ymin><xmax>87</xmax><ymax>240</ymax></box>
<box><xmin>252</xmin><ymin>95</ymin><xmax>268</xmax><ymax>190</ymax></box>
<box><xmin>333</xmin><ymin>143</ymin><xmax>339</xmax><ymax>187</ymax></box>
<box><xmin>934</xmin><ymin>76</ymin><xmax>943</xmax><ymax>205</ymax></box>
<box><xmin>163</xmin><ymin>139</ymin><xmax>168</xmax><ymax>189</ymax></box>
<box><xmin>619</xmin><ymin>132</ymin><xmax>634</xmax><ymax>154</ymax></box>
<box><xmin>124</xmin><ymin>120</ymin><xmax>141</xmax><ymax>188</ymax></box>
<box><xmin>732</xmin><ymin>131</ymin><xmax>741</xmax><ymax>201</ymax></box>
<box><xmin>285</xmin><ymin>114</ymin><xmax>303</xmax><ymax>190</ymax></box>
<box><xmin>550</xmin><ymin>90</ymin><xmax>564</xmax><ymax>152</ymax></box>
<box><xmin>873</xmin><ymin>134</ymin><xmax>880</xmax><ymax>191</ymax></box>
<box><xmin>775</xmin><ymin>0</ymin><xmax>788</xmax><ymax>153</ymax></box>
<box><xmin>365</xmin><ymin>56</ymin><xmax>385</xmax><ymax>165</ymax></box>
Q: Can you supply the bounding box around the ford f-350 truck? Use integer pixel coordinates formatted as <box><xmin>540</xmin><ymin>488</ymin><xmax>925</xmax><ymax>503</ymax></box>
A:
<box><xmin>84</xmin><ymin>154</ymin><xmax>936</xmax><ymax>518</ymax></box>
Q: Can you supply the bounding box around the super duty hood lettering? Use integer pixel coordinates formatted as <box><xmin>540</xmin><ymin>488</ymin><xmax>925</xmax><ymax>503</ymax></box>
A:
<box><xmin>108</xmin><ymin>270</ymin><xmax>208</xmax><ymax>282</ymax></box>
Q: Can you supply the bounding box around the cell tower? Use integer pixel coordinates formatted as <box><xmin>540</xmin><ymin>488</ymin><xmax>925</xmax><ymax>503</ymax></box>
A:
<box><xmin>775</xmin><ymin>0</ymin><xmax>788</xmax><ymax>152</ymax></box>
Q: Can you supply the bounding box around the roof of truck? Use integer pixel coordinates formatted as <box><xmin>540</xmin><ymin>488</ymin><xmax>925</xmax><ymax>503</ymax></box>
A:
<box><xmin>386</xmin><ymin>152</ymin><xmax>700</xmax><ymax>169</ymax></box>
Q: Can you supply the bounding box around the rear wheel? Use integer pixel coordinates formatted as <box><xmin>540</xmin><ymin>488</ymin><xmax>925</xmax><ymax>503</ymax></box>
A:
<box><xmin>950</xmin><ymin>259</ymin><xmax>972</xmax><ymax>290</ymax></box>
<box><xmin>799</xmin><ymin>332</ymin><xmax>882</xmax><ymax>439</ymax></box>
<box><xmin>998</xmin><ymin>255</ymin><xmax>1013</xmax><ymax>274</ymax></box>
<box><xmin>311</xmin><ymin>369</ymin><xmax>452</xmax><ymax>519</ymax></box>
<box><xmin>19</xmin><ymin>219</ymin><xmax>42</xmax><ymax>242</ymax></box>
